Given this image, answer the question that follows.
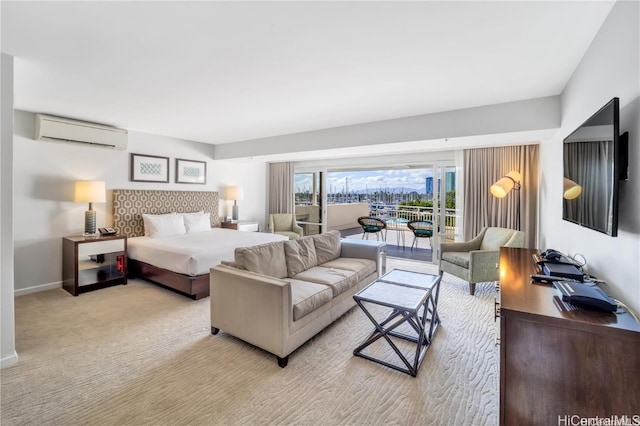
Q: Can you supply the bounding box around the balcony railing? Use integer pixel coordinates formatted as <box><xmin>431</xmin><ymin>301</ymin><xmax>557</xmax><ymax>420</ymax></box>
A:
<box><xmin>370</xmin><ymin>205</ymin><xmax>458</xmax><ymax>229</ymax></box>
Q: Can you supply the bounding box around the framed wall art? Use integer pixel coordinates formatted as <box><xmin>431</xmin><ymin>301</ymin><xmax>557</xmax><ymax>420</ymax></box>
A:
<box><xmin>130</xmin><ymin>153</ymin><xmax>170</xmax><ymax>183</ymax></box>
<box><xmin>175</xmin><ymin>158</ymin><xmax>206</xmax><ymax>184</ymax></box>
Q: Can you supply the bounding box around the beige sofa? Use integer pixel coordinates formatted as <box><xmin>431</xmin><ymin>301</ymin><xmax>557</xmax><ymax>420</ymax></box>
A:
<box><xmin>210</xmin><ymin>230</ymin><xmax>386</xmax><ymax>367</ymax></box>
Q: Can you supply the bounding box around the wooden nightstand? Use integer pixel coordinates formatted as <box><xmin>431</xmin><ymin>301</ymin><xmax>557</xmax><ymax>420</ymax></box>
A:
<box><xmin>62</xmin><ymin>235</ymin><xmax>127</xmax><ymax>296</ymax></box>
<box><xmin>220</xmin><ymin>221</ymin><xmax>259</xmax><ymax>232</ymax></box>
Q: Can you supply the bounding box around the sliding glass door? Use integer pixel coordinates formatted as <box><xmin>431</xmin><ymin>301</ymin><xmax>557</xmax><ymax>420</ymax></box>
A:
<box><xmin>294</xmin><ymin>171</ymin><xmax>324</xmax><ymax>236</ymax></box>
<box><xmin>431</xmin><ymin>164</ymin><xmax>461</xmax><ymax>260</ymax></box>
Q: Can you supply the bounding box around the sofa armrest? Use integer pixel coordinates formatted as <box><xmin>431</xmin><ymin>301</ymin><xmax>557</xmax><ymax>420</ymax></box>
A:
<box><xmin>210</xmin><ymin>264</ymin><xmax>292</xmax><ymax>357</ymax></box>
<box><xmin>340</xmin><ymin>239</ymin><xmax>386</xmax><ymax>276</ymax></box>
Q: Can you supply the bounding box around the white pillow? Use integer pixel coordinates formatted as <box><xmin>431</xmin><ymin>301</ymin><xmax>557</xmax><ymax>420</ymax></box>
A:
<box><xmin>142</xmin><ymin>213</ymin><xmax>186</xmax><ymax>238</ymax></box>
<box><xmin>142</xmin><ymin>213</ymin><xmax>174</xmax><ymax>236</ymax></box>
<box><xmin>183</xmin><ymin>212</ymin><xmax>211</xmax><ymax>233</ymax></box>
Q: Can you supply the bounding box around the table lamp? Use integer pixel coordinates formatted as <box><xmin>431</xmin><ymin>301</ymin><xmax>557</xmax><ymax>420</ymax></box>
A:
<box><xmin>223</xmin><ymin>186</ymin><xmax>244</xmax><ymax>221</ymax></box>
<box><xmin>74</xmin><ymin>180</ymin><xmax>106</xmax><ymax>235</ymax></box>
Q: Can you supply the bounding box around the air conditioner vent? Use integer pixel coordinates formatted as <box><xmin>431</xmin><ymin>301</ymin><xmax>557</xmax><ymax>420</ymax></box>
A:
<box><xmin>35</xmin><ymin>114</ymin><xmax>128</xmax><ymax>150</ymax></box>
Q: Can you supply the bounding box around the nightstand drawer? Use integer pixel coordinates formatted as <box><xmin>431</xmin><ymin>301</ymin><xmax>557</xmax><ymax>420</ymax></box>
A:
<box><xmin>78</xmin><ymin>239</ymin><xmax>125</xmax><ymax>256</ymax></box>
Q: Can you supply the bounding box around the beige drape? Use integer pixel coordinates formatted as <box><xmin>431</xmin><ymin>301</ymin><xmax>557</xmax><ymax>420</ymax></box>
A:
<box><xmin>268</xmin><ymin>162</ymin><xmax>295</xmax><ymax>214</ymax></box>
<box><xmin>463</xmin><ymin>145</ymin><xmax>538</xmax><ymax>248</ymax></box>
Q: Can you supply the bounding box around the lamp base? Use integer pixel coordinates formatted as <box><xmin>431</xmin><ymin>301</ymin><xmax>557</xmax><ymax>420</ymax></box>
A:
<box><xmin>85</xmin><ymin>209</ymin><xmax>96</xmax><ymax>235</ymax></box>
<box><xmin>232</xmin><ymin>204</ymin><xmax>239</xmax><ymax>221</ymax></box>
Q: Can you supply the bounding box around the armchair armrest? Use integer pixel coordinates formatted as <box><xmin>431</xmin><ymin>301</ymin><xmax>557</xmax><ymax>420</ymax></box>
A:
<box><xmin>292</xmin><ymin>221</ymin><xmax>304</xmax><ymax>236</ymax></box>
<box><xmin>468</xmin><ymin>249</ymin><xmax>500</xmax><ymax>283</ymax></box>
<box><xmin>210</xmin><ymin>264</ymin><xmax>292</xmax><ymax>357</ymax></box>
<box><xmin>440</xmin><ymin>237</ymin><xmax>482</xmax><ymax>254</ymax></box>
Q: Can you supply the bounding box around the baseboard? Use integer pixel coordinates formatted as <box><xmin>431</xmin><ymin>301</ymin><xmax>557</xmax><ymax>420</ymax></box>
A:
<box><xmin>14</xmin><ymin>281</ymin><xmax>62</xmax><ymax>297</ymax></box>
<box><xmin>1</xmin><ymin>351</ymin><xmax>18</xmax><ymax>368</ymax></box>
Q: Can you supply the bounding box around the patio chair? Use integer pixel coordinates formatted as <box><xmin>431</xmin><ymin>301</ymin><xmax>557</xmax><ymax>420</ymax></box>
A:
<box><xmin>407</xmin><ymin>220</ymin><xmax>433</xmax><ymax>250</ymax></box>
<box><xmin>439</xmin><ymin>227</ymin><xmax>524</xmax><ymax>295</ymax></box>
<box><xmin>357</xmin><ymin>216</ymin><xmax>387</xmax><ymax>241</ymax></box>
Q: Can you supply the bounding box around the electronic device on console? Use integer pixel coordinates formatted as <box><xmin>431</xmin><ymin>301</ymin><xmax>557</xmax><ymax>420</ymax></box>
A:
<box><xmin>538</xmin><ymin>249</ymin><xmax>579</xmax><ymax>266</ymax></box>
<box><xmin>532</xmin><ymin>249</ymin><xmax>584</xmax><ymax>281</ymax></box>
<box><xmin>553</xmin><ymin>280</ymin><xmax>618</xmax><ymax>313</ymax></box>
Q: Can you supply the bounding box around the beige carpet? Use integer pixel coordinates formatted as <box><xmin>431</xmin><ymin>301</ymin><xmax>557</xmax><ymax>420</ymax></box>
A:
<box><xmin>1</xmin><ymin>258</ymin><xmax>498</xmax><ymax>426</ymax></box>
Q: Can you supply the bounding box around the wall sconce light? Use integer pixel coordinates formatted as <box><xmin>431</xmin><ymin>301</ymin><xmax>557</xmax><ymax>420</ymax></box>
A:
<box><xmin>563</xmin><ymin>178</ymin><xmax>582</xmax><ymax>200</ymax></box>
<box><xmin>222</xmin><ymin>186</ymin><xmax>244</xmax><ymax>221</ymax></box>
<box><xmin>74</xmin><ymin>180</ymin><xmax>106</xmax><ymax>235</ymax></box>
<box><xmin>490</xmin><ymin>171</ymin><xmax>521</xmax><ymax>230</ymax></box>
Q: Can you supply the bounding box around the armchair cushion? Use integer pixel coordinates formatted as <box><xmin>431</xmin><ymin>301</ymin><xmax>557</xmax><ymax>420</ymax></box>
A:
<box><xmin>441</xmin><ymin>251</ymin><xmax>470</xmax><ymax>269</ymax></box>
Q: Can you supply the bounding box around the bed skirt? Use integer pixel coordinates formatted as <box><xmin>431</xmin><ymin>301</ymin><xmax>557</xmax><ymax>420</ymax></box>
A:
<box><xmin>128</xmin><ymin>258</ymin><xmax>209</xmax><ymax>300</ymax></box>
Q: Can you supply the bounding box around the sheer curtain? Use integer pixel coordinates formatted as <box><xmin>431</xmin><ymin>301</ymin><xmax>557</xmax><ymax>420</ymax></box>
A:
<box><xmin>463</xmin><ymin>145</ymin><xmax>538</xmax><ymax>248</ymax></box>
<box><xmin>268</xmin><ymin>162</ymin><xmax>294</xmax><ymax>214</ymax></box>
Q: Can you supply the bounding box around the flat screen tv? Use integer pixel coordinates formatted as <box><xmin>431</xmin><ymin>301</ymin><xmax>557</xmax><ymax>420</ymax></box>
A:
<box><xmin>563</xmin><ymin>97</ymin><xmax>628</xmax><ymax>237</ymax></box>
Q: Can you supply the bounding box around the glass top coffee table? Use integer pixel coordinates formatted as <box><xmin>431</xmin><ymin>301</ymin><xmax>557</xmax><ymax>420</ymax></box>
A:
<box><xmin>352</xmin><ymin>269</ymin><xmax>441</xmax><ymax>376</ymax></box>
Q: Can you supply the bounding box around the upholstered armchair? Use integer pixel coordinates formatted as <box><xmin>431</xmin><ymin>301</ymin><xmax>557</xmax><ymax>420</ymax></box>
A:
<box><xmin>269</xmin><ymin>213</ymin><xmax>304</xmax><ymax>240</ymax></box>
<box><xmin>439</xmin><ymin>227</ymin><xmax>525</xmax><ymax>295</ymax></box>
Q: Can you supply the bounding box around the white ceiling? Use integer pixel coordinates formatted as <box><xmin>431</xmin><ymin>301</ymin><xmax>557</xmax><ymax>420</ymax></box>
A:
<box><xmin>2</xmin><ymin>1</ymin><xmax>614</xmax><ymax>146</ymax></box>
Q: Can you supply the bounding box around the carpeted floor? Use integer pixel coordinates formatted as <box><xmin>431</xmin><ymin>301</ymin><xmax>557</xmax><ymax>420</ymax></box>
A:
<box><xmin>1</xmin><ymin>258</ymin><xmax>498</xmax><ymax>426</ymax></box>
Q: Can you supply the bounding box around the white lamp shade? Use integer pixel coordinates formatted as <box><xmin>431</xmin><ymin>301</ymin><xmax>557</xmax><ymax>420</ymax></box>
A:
<box><xmin>490</xmin><ymin>171</ymin><xmax>521</xmax><ymax>198</ymax></box>
<box><xmin>223</xmin><ymin>186</ymin><xmax>244</xmax><ymax>201</ymax></box>
<box><xmin>74</xmin><ymin>181</ymin><xmax>106</xmax><ymax>203</ymax></box>
<box><xmin>563</xmin><ymin>178</ymin><xmax>582</xmax><ymax>200</ymax></box>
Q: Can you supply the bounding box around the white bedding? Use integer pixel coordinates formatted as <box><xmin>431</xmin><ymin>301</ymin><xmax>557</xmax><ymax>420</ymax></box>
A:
<box><xmin>128</xmin><ymin>228</ymin><xmax>288</xmax><ymax>276</ymax></box>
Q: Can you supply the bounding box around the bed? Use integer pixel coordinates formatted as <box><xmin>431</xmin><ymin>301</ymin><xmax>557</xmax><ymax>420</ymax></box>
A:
<box><xmin>112</xmin><ymin>189</ymin><xmax>287</xmax><ymax>299</ymax></box>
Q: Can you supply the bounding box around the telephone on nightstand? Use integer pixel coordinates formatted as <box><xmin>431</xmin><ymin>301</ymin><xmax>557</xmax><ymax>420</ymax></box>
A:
<box><xmin>98</xmin><ymin>227</ymin><xmax>117</xmax><ymax>236</ymax></box>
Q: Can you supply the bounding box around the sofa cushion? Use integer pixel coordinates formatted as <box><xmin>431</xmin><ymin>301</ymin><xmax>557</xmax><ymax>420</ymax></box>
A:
<box><xmin>284</xmin><ymin>237</ymin><xmax>318</xmax><ymax>277</ymax></box>
<box><xmin>441</xmin><ymin>251</ymin><xmax>470</xmax><ymax>269</ymax></box>
<box><xmin>320</xmin><ymin>258</ymin><xmax>376</xmax><ymax>281</ymax></box>
<box><xmin>285</xmin><ymin>279</ymin><xmax>332</xmax><ymax>321</ymax></box>
<box><xmin>313</xmin><ymin>230</ymin><xmax>341</xmax><ymax>264</ymax></box>
<box><xmin>292</xmin><ymin>266</ymin><xmax>358</xmax><ymax>297</ymax></box>
<box><xmin>235</xmin><ymin>241</ymin><xmax>288</xmax><ymax>279</ymax></box>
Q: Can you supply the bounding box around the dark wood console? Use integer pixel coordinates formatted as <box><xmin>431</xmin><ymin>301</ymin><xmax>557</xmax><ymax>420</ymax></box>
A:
<box><xmin>498</xmin><ymin>247</ymin><xmax>640</xmax><ymax>426</ymax></box>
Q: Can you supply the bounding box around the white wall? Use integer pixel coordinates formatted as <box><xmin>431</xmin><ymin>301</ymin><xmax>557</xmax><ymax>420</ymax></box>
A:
<box><xmin>1</xmin><ymin>53</ymin><xmax>18</xmax><ymax>368</ymax></box>
<box><xmin>12</xmin><ymin>110</ymin><xmax>268</xmax><ymax>293</ymax></box>
<box><xmin>539</xmin><ymin>1</ymin><xmax>640</xmax><ymax>312</ymax></box>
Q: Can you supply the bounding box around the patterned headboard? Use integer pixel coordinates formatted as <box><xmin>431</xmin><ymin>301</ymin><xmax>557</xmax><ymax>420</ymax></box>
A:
<box><xmin>112</xmin><ymin>190</ymin><xmax>220</xmax><ymax>237</ymax></box>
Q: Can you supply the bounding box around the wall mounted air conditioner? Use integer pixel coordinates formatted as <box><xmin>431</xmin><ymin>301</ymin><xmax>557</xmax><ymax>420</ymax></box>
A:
<box><xmin>35</xmin><ymin>114</ymin><xmax>128</xmax><ymax>150</ymax></box>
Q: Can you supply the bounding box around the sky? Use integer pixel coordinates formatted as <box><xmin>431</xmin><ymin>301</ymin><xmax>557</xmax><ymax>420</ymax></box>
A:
<box><xmin>295</xmin><ymin>169</ymin><xmax>434</xmax><ymax>194</ymax></box>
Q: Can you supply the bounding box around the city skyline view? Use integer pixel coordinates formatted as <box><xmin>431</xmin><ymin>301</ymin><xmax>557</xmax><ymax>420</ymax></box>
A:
<box><xmin>296</xmin><ymin>169</ymin><xmax>435</xmax><ymax>195</ymax></box>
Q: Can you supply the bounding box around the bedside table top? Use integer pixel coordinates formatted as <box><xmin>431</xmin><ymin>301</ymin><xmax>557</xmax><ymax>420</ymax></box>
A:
<box><xmin>222</xmin><ymin>220</ymin><xmax>258</xmax><ymax>224</ymax></box>
<box><xmin>64</xmin><ymin>235</ymin><xmax>127</xmax><ymax>243</ymax></box>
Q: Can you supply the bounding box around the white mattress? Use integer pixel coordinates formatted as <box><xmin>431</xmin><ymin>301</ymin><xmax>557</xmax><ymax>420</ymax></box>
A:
<box><xmin>127</xmin><ymin>228</ymin><xmax>288</xmax><ymax>276</ymax></box>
